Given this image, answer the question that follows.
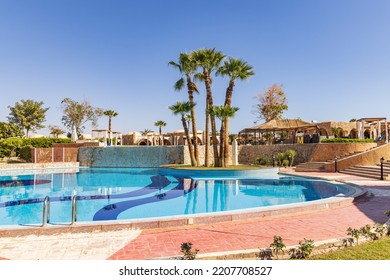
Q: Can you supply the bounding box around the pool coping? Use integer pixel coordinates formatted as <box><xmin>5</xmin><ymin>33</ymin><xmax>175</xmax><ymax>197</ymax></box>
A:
<box><xmin>0</xmin><ymin>168</ymin><xmax>367</xmax><ymax>237</ymax></box>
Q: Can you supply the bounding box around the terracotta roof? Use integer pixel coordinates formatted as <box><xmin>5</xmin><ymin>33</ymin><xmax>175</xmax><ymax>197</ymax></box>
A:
<box><xmin>240</xmin><ymin>119</ymin><xmax>318</xmax><ymax>133</ymax></box>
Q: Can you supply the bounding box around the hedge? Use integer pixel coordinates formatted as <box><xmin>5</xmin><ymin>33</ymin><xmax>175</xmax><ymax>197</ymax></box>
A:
<box><xmin>0</xmin><ymin>137</ymin><xmax>72</xmax><ymax>159</ymax></box>
<box><xmin>321</xmin><ymin>138</ymin><xmax>375</xmax><ymax>143</ymax></box>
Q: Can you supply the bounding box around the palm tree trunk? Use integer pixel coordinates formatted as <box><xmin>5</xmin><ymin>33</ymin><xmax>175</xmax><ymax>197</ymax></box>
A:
<box><xmin>223</xmin><ymin>80</ymin><xmax>235</xmax><ymax>167</ymax></box>
<box><xmin>204</xmin><ymin>71</ymin><xmax>220</xmax><ymax>167</ymax></box>
<box><xmin>181</xmin><ymin>116</ymin><xmax>196</xmax><ymax>166</ymax></box>
<box><xmin>205</xmin><ymin>101</ymin><xmax>210</xmax><ymax>167</ymax></box>
<box><xmin>219</xmin><ymin>120</ymin><xmax>225</xmax><ymax>167</ymax></box>
<box><xmin>108</xmin><ymin>117</ymin><xmax>112</xmax><ymax>132</ymax></box>
<box><xmin>187</xmin><ymin>76</ymin><xmax>199</xmax><ymax>166</ymax></box>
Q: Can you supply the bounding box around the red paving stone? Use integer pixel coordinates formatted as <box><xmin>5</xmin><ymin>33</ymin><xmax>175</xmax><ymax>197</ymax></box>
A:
<box><xmin>108</xmin><ymin>194</ymin><xmax>390</xmax><ymax>259</ymax></box>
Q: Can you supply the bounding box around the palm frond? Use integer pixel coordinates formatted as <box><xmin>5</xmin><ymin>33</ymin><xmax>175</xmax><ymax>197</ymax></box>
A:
<box><xmin>174</xmin><ymin>78</ymin><xmax>185</xmax><ymax>91</ymax></box>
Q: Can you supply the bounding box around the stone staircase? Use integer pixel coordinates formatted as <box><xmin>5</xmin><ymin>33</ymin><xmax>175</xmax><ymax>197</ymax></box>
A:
<box><xmin>340</xmin><ymin>161</ymin><xmax>390</xmax><ymax>180</ymax></box>
<box><xmin>295</xmin><ymin>146</ymin><xmax>379</xmax><ymax>172</ymax></box>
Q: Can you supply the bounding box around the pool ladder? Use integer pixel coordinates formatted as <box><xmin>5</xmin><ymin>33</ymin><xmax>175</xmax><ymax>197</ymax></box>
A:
<box><xmin>41</xmin><ymin>192</ymin><xmax>78</xmax><ymax>227</ymax></box>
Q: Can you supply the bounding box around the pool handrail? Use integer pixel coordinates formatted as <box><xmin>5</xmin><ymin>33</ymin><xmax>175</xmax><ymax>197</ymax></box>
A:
<box><xmin>41</xmin><ymin>196</ymin><xmax>50</xmax><ymax>227</ymax></box>
<box><xmin>71</xmin><ymin>192</ymin><xmax>78</xmax><ymax>225</ymax></box>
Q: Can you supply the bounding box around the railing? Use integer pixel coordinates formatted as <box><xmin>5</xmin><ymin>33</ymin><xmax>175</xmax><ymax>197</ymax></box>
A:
<box><xmin>41</xmin><ymin>192</ymin><xmax>78</xmax><ymax>226</ymax></box>
<box><xmin>41</xmin><ymin>196</ymin><xmax>50</xmax><ymax>227</ymax></box>
<box><xmin>71</xmin><ymin>191</ymin><xmax>78</xmax><ymax>225</ymax></box>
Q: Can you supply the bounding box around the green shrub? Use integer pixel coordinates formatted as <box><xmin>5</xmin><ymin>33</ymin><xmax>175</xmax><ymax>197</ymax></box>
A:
<box><xmin>0</xmin><ymin>138</ymin><xmax>24</xmax><ymax>157</ymax></box>
<box><xmin>321</xmin><ymin>138</ymin><xmax>374</xmax><ymax>143</ymax></box>
<box><xmin>269</xmin><ymin>235</ymin><xmax>286</xmax><ymax>259</ymax></box>
<box><xmin>0</xmin><ymin>137</ymin><xmax>71</xmax><ymax>159</ymax></box>
<box><xmin>0</xmin><ymin>147</ymin><xmax>11</xmax><ymax>159</ymax></box>
<box><xmin>285</xmin><ymin>149</ymin><xmax>296</xmax><ymax>166</ymax></box>
<box><xmin>289</xmin><ymin>239</ymin><xmax>315</xmax><ymax>259</ymax></box>
<box><xmin>254</xmin><ymin>156</ymin><xmax>271</xmax><ymax>166</ymax></box>
<box><xmin>18</xmin><ymin>145</ymin><xmax>33</xmax><ymax>162</ymax></box>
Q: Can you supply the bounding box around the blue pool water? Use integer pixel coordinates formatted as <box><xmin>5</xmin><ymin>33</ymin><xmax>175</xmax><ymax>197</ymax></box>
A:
<box><xmin>0</xmin><ymin>168</ymin><xmax>349</xmax><ymax>227</ymax></box>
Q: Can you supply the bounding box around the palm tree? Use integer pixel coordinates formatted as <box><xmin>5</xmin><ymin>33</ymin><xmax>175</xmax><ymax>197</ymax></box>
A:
<box><xmin>193</xmin><ymin>48</ymin><xmax>225</xmax><ymax>167</ymax></box>
<box><xmin>154</xmin><ymin>120</ymin><xmax>167</xmax><ymax>145</ymax></box>
<box><xmin>209</xmin><ymin>105</ymin><xmax>239</xmax><ymax>167</ymax></box>
<box><xmin>217</xmin><ymin>57</ymin><xmax>254</xmax><ymax>165</ymax></box>
<box><xmin>103</xmin><ymin>110</ymin><xmax>118</xmax><ymax>132</ymax></box>
<box><xmin>169</xmin><ymin>53</ymin><xmax>200</xmax><ymax>166</ymax></box>
<box><xmin>169</xmin><ymin>101</ymin><xmax>196</xmax><ymax>166</ymax></box>
<box><xmin>140</xmin><ymin>128</ymin><xmax>153</xmax><ymax>136</ymax></box>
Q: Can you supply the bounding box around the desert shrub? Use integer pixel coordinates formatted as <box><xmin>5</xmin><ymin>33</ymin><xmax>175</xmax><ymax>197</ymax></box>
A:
<box><xmin>269</xmin><ymin>235</ymin><xmax>286</xmax><ymax>259</ymax></box>
<box><xmin>180</xmin><ymin>242</ymin><xmax>199</xmax><ymax>260</ymax></box>
<box><xmin>289</xmin><ymin>239</ymin><xmax>315</xmax><ymax>259</ymax></box>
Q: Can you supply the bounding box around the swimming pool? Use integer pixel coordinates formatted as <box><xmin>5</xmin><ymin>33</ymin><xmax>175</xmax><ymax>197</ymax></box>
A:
<box><xmin>0</xmin><ymin>167</ymin><xmax>351</xmax><ymax>227</ymax></box>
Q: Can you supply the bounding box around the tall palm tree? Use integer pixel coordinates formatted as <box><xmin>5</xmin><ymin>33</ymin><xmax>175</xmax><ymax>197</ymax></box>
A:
<box><xmin>103</xmin><ymin>110</ymin><xmax>118</xmax><ymax>132</ymax></box>
<box><xmin>169</xmin><ymin>53</ymin><xmax>200</xmax><ymax>166</ymax></box>
<box><xmin>169</xmin><ymin>101</ymin><xmax>196</xmax><ymax>166</ymax></box>
<box><xmin>154</xmin><ymin>120</ymin><xmax>167</xmax><ymax>135</ymax></box>
<box><xmin>193</xmin><ymin>48</ymin><xmax>225</xmax><ymax>167</ymax></box>
<box><xmin>210</xmin><ymin>105</ymin><xmax>239</xmax><ymax>167</ymax></box>
<box><xmin>217</xmin><ymin>57</ymin><xmax>254</xmax><ymax>165</ymax></box>
<box><xmin>154</xmin><ymin>120</ymin><xmax>167</xmax><ymax>145</ymax></box>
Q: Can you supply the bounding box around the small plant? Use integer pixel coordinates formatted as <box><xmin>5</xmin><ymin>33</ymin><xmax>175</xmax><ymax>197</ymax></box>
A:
<box><xmin>284</xmin><ymin>149</ymin><xmax>296</xmax><ymax>166</ymax></box>
<box><xmin>282</xmin><ymin>159</ymin><xmax>290</xmax><ymax>167</ymax></box>
<box><xmin>180</xmin><ymin>242</ymin><xmax>199</xmax><ymax>260</ymax></box>
<box><xmin>269</xmin><ymin>235</ymin><xmax>286</xmax><ymax>259</ymax></box>
<box><xmin>257</xmin><ymin>248</ymin><xmax>273</xmax><ymax>260</ymax></box>
<box><xmin>275</xmin><ymin>153</ymin><xmax>285</xmax><ymax>167</ymax></box>
<box><xmin>359</xmin><ymin>224</ymin><xmax>373</xmax><ymax>240</ymax></box>
<box><xmin>342</xmin><ymin>237</ymin><xmax>354</xmax><ymax>247</ymax></box>
<box><xmin>347</xmin><ymin>227</ymin><xmax>361</xmax><ymax>245</ymax></box>
<box><xmin>373</xmin><ymin>224</ymin><xmax>387</xmax><ymax>239</ymax></box>
<box><xmin>289</xmin><ymin>239</ymin><xmax>315</xmax><ymax>259</ymax></box>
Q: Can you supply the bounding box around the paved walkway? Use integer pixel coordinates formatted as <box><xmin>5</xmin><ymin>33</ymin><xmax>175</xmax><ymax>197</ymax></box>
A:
<box><xmin>1</xmin><ymin>170</ymin><xmax>390</xmax><ymax>260</ymax></box>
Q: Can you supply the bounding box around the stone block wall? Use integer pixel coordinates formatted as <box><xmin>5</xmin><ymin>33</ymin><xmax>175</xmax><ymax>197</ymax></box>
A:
<box><xmin>183</xmin><ymin>145</ymin><xmax>232</xmax><ymax>166</ymax></box>
<box><xmin>237</xmin><ymin>144</ymin><xmax>318</xmax><ymax>165</ymax></box>
<box><xmin>310</xmin><ymin>143</ymin><xmax>377</xmax><ymax>162</ymax></box>
<box><xmin>78</xmin><ymin>146</ymin><xmax>184</xmax><ymax>167</ymax></box>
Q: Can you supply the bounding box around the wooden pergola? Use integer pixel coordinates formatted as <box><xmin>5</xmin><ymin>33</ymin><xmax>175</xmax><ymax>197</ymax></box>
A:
<box><xmin>239</xmin><ymin>119</ymin><xmax>319</xmax><ymax>144</ymax></box>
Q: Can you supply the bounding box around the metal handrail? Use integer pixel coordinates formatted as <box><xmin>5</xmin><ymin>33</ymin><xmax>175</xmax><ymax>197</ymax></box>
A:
<box><xmin>71</xmin><ymin>192</ymin><xmax>77</xmax><ymax>225</ymax></box>
<box><xmin>42</xmin><ymin>196</ymin><xmax>50</xmax><ymax>227</ymax></box>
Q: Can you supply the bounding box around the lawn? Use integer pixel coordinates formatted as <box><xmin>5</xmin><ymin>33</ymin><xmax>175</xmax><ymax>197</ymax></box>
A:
<box><xmin>309</xmin><ymin>236</ymin><xmax>390</xmax><ymax>260</ymax></box>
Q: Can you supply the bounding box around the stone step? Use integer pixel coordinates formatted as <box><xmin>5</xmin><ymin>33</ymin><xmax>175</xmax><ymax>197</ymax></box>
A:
<box><xmin>295</xmin><ymin>162</ymin><xmax>327</xmax><ymax>172</ymax></box>
<box><xmin>340</xmin><ymin>165</ymin><xmax>390</xmax><ymax>180</ymax></box>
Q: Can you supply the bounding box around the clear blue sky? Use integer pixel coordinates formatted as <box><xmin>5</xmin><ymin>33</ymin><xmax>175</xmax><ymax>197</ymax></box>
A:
<box><xmin>1</xmin><ymin>0</ymin><xmax>389</xmax><ymax>136</ymax></box>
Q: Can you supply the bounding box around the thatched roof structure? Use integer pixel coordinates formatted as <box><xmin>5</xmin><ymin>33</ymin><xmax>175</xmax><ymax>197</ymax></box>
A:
<box><xmin>239</xmin><ymin>119</ymin><xmax>318</xmax><ymax>133</ymax></box>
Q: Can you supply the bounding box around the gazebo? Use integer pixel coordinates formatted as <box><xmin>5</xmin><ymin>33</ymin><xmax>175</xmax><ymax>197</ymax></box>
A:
<box><xmin>356</xmin><ymin>117</ymin><xmax>388</xmax><ymax>143</ymax></box>
<box><xmin>239</xmin><ymin>119</ymin><xmax>320</xmax><ymax>144</ymax></box>
<box><xmin>91</xmin><ymin>130</ymin><xmax>123</xmax><ymax>146</ymax></box>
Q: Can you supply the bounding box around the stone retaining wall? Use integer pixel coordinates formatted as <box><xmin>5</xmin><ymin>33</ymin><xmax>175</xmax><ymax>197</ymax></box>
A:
<box><xmin>78</xmin><ymin>146</ymin><xmax>184</xmax><ymax>167</ymax></box>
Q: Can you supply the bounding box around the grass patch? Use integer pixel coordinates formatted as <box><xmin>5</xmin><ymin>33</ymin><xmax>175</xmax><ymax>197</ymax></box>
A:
<box><xmin>162</xmin><ymin>164</ymin><xmax>270</xmax><ymax>170</ymax></box>
<box><xmin>309</xmin><ymin>237</ymin><xmax>390</xmax><ymax>260</ymax></box>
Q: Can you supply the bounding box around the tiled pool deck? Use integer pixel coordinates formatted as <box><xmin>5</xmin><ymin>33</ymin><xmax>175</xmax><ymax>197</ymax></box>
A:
<box><xmin>1</xmin><ymin>168</ymin><xmax>390</xmax><ymax>260</ymax></box>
